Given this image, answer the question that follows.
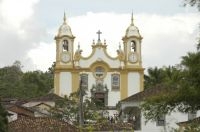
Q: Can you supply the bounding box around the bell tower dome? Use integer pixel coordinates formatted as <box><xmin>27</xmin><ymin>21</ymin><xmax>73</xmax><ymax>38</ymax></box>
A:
<box><xmin>57</xmin><ymin>12</ymin><xmax>73</xmax><ymax>37</ymax></box>
<box><xmin>122</xmin><ymin>13</ymin><xmax>143</xmax><ymax>67</ymax></box>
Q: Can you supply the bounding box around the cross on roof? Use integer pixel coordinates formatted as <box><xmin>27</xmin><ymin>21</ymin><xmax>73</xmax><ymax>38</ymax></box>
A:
<box><xmin>96</xmin><ymin>30</ymin><xmax>102</xmax><ymax>42</ymax></box>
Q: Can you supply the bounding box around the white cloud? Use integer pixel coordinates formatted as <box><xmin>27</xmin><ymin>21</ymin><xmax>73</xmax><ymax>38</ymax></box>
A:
<box><xmin>28</xmin><ymin>42</ymin><xmax>55</xmax><ymax>71</ymax></box>
<box><xmin>0</xmin><ymin>0</ymin><xmax>199</xmax><ymax>72</ymax></box>
<box><xmin>0</xmin><ymin>0</ymin><xmax>48</xmax><ymax>71</ymax></box>
<box><xmin>71</xmin><ymin>12</ymin><xmax>199</xmax><ymax>69</ymax></box>
<box><xmin>29</xmin><ymin>12</ymin><xmax>199</xmax><ymax>71</ymax></box>
<box><xmin>0</xmin><ymin>0</ymin><xmax>39</xmax><ymax>28</ymax></box>
<box><xmin>138</xmin><ymin>13</ymin><xmax>199</xmax><ymax>69</ymax></box>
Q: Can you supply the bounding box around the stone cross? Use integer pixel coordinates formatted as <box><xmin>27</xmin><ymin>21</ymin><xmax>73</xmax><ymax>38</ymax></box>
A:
<box><xmin>96</xmin><ymin>30</ymin><xmax>102</xmax><ymax>42</ymax></box>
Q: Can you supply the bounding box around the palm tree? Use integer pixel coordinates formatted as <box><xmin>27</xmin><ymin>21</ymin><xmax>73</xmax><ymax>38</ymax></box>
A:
<box><xmin>144</xmin><ymin>67</ymin><xmax>165</xmax><ymax>89</ymax></box>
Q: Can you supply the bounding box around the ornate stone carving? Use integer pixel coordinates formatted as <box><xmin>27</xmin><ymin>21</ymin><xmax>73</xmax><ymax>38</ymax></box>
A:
<box><xmin>117</xmin><ymin>44</ymin><xmax>125</xmax><ymax>61</ymax></box>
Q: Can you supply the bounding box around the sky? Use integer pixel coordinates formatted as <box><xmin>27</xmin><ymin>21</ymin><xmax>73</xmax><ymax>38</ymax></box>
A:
<box><xmin>0</xmin><ymin>0</ymin><xmax>199</xmax><ymax>71</ymax></box>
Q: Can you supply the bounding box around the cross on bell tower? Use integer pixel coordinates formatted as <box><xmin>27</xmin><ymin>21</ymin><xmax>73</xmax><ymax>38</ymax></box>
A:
<box><xmin>96</xmin><ymin>30</ymin><xmax>102</xmax><ymax>42</ymax></box>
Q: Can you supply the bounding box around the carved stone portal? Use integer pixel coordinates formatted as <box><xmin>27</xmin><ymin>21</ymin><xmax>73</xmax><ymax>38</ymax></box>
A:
<box><xmin>91</xmin><ymin>83</ymin><xmax>109</xmax><ymax>106</ymax></box>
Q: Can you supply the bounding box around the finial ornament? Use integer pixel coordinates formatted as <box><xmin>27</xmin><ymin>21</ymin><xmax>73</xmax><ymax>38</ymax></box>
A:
<box><xmin>63</xmin><ymin>12</ymin><xmax>66</xmax><ymax>24</ymax></box>
<box><xmin>131</xmin><ymin>12</ymin><xmax>134</xmax><ymax>26</ymax></box>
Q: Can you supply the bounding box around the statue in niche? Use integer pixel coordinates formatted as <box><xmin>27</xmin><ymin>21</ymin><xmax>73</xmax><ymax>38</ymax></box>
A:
<box><xmin>74</xmin><ymin>44</ymin><xmax>82</xmax><ymax>61</ymax></box>
<box><xmin>74</xmin><ymin>44</ymin><xmax>82</xmax><ymax>67</ymax></box>
<box><xmin>117</xmin><ymin>44</ymin><xmax>125</xmax><ymax>61</ymax></box>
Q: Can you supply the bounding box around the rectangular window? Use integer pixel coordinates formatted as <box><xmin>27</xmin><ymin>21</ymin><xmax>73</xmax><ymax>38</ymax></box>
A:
<box><xmin>188</xmin><ymin>111</ymin><xmax>196</xmax><ymax>120</ymax></box>
<box><xmin>156</xmin><ymin>115</ymin><xmax>165</xmax><ymax>126</ymax></box>
<box><xmin>111</xmin><ymin>74</ymin><xmax>120</xmax><ymax>90</ymax></box>
<box><xmin>80</xmin><ymin>74</ymin><xmax>88</xmax><ymax>90</ymax></box>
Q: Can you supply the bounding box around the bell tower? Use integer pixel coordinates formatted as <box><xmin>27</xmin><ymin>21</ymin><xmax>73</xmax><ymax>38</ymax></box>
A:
<box><xmin>122</xmin><ymin>13</ymin><xmax>143</xmax><ymax>67</ymax></box>
<box><xmin>54</xmin><ymin>13</ymin><xmax>75</xmax><ymax>96</ymax></box>
<box><xmin>54</xmin><ymin>12</ymin><xmax>75</xmax><ymax>67</ymax></box>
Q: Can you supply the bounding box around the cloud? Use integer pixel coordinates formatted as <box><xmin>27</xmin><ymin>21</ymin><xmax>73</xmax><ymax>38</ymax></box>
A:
<box><xmin>28</xmin><ymin>42</ymin><xmax>55</xmax><ymax>71</ymax></box>
<box><xmin>138</xmin><ymin>13</ymin><xmax>199</xmax><ymax>69</ymax></box>
<box><xmin>28</xmin><ymin>12</ymin><xmax>199</xmax><ymax>71</ymax></box>
<box><xmin>0</xmin><ymin>0</ymin><xmax>48</xmax><ymax>71</ymax></box>
<box><xmin>71</xmin><ymin>12</ymin><xmax>199</xmax><ymax>69</ymax></box>
<box><xmin>0</xmin><ymin>0</ymin><xmax>39</xmax><ymax>28</ymax></box>
<box><xmin>0</xmin><ymin>3</ymin><xmax>199</xmax><ymax>71</ymax></box>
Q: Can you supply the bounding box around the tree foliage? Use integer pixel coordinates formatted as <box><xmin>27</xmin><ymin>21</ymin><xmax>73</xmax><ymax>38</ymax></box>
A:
<box><xmin>0</xmin><ymin>61</ymin><xmax>54</xmax><ymax>99</ymax></box>
<box><xmin>184</xmin><ymin>0</ymin><xmax>200</xmax><ymax>11</ymax></box>
<box><xmin>0</xmin><ymin>101</ymin><xmax>8</xmax><ymax>132</ymax></box>
<box><xmin>144</xmin><ymin>66</ymin><xmax>183</xmax><ymax>89</ymax></box>
<box><xmin>141</xmin><ymin>0</ymin><xmax>200</xmax><ymax>122</ymax></box>
<box><xmin>50</xmin><ymin>91</ymin><xmax>106</xmax><ymax>125</ymax></box>
<box><xmin>142</xmin><ymin>50</ymin><xmax>200</xmax><ymax>123</ymax></box>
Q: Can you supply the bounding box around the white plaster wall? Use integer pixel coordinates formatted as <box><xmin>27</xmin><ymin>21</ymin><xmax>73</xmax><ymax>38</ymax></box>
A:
<box><xmin>136</xmin><ymin>111</ymin><xmax>188</xmax><ymax>132</ymax></box>
<box><xmin>7</xmin><ymin>111</ymin><xmax>18</xmax><ymax>122</ymax></box>
<box><xmin>85</xmin><ymin>72</ymin><xmax>95</xmax><ymax>98</ymax></box>
<box><xmin>106</xmin><ymin>72</ymin><xmax>120</xmax><ymax>106</ymax></box>
<box><xmin>128</xmin><ymin>72</ymin><xmax>140</xmax><ymax>96</ymax></box>
<box><xmin>166</xmin><ymin>112</ymin><xmax>188</xmax><ymax>130</ymax></box>
<box><xmin>79</xmin><ymin>48</ymin><xmax>120</xmax><ymax>68</ymax></box>
<box><xmin>197</xmin><ymin>110</ymin><xmax>200</xmax><ymax>117</ymax></box>
<box><xmin>60</xmin><ymin>72</ymin><xmax>72</xmax><ymax>97</ymax></box>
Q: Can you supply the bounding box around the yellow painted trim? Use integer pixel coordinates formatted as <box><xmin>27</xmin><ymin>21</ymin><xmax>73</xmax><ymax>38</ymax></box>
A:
<box><xmin>103</xmin><ymin>47</ymin><xmax>118</xmax><ymax>60</ymax></box>
<box><xmin>80</xmin><ymin>47</ymin><xmax>96</xmax><ymax>60</ymax></box>
<box><xmin>54</xmin><ymin>72</ymin><xmax>60</xmax><ymax>95</ymax></box>
<box><xmin>55</xmin><ymin>65</ymin><xmax>73</xmax><ymax>70</ymax></box>
<box><xmin>120</xmin><ymin>71</ymin><xmax>128</xmax><ymax>100</ymax></box>
<box><xmin>90</xmin><ymin>61</ymin><xmax>110</xmax><ymax>79</ymax></box>
<box><xmin>90</xmin><ymin>61</ymin><xmax>110</xmax><ymax>70</ymax></box>
<box><xmin>54</xmin><ymin>35</ymin><xmax>75</xmax><ymax>40</ymax></box>
<box><xmin>80</xmin><ymin>44</ymin><xmax>118</xmax><ymax>60</ymax></box>
<box><xmin>92</xmin><ymin>43</ymin><xmax>107</xmax><ymax>49</ymax></box>
<box><xmin>122</xmin><ymin>36</ymin><xmax>143</xmax><ymax>41</ymax></box>
<box><xmin>125</xmin><ymin>66</ymin><xmax>144</xmax><ymax>70</ymax></box>
<box><xmin>72</xmin><ymin>72</ymin><xmax>79</xmax><ymax>93</ymax></box>
<box><xmin>55</xmin><ymin>66</ymin><xmax>144</xmax><ymax>72</ymax></box>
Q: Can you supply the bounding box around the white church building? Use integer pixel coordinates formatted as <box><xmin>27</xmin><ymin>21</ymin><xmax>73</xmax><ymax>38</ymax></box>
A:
<box><xmin>53</xmin><ymin>13</ymin><xmax>200</xmax><ymax>132</ymax></box>
<box><xmin>54</xmin><ymin>13</ymin><xmax>144</xmax><ymax>108</ymax></box>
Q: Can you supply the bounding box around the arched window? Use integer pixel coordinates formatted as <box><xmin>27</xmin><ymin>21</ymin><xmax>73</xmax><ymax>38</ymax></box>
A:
<box><xmin>62</xmin><ymin>40</ymin><xmax>68</xmax><ymax>51</ymax></box>
<box><xmin>111</xmin><ymin>74</ymin><xmax>120</xmax><ymax>90</ymax></box>
<box><xmin>131</xmin><ymin>41</ymin><xmax>136</xmax><ymax>52</ymax></box>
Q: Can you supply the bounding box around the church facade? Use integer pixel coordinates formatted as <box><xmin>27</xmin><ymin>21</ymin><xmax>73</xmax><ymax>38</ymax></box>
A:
<box><xmin>54</xmin><ymin>13</ymin><xmax>144</xmax><ymax>107</ymax></box>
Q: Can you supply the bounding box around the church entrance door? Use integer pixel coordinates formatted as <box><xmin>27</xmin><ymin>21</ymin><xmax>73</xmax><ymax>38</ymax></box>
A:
<box><xmin>94</xmin><ymin>92</ymin><xmax>105</xmax><ymax>106</ymax></box>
